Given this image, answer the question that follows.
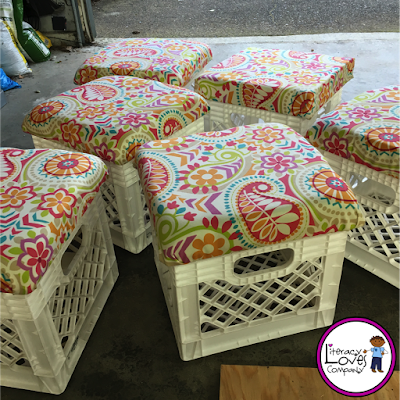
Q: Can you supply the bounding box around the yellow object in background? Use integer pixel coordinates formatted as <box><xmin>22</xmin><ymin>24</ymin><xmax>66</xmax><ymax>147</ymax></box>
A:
<box><xmin>35</xmin><ymin>30</ymin><xmax>52</xmax><ymax>48</ymax></box>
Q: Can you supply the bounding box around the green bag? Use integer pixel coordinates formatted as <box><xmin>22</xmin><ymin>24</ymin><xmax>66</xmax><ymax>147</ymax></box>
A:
<box><xmin>13</xmin><ymin>0</ymin><xmax>50</xmax><ymax>62</ymax></box>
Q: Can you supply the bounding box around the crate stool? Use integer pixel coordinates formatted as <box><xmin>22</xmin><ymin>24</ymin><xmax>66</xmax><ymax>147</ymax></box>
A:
<box><xmin>0</xmin><ymin>148</ymin><xmax>118</xmax><ymax>394</ymax></box>
<box><xmin>136</xmin><ymin>123</ymin><xmax>365</xmax><ymax>360</ymax></box>
<box><xmin>195</xmin><ymin>48</ymin><xmax>354</xmax><ymax>134</ymax></box>
<box><xmin>306</xmin><ymin>85</ymin><xmax>400</xmax><ymax>287</ymax></box>
<box><xmin>22</xmin><ymin>76</ymin><xmax>209</xmax><ymax>254</ymax></box>
<box><xmin>74</xmin><ymin>38</ymin><xmax>213</xmax><ymax>88</ymax></box>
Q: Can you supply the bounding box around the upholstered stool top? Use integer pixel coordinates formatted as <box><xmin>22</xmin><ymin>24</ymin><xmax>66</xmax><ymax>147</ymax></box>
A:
<box><xmin>0</xmin><ymin>148</ymin><xmax>108</xmax><ymax>294</ymax></box>
<box><xmin>74</xmin><ymin>38</ymin><xmax>213</xmax><ymax>87</ymax></box>
<box><xmin>137</xmin><ymin>124</ymin><xmax>365</xmax><ymax>266</ymax></box>
<box><xmin>306</xmin><ymin>86</ymin><xmax>400</xmax><ymax>178</ymax></box>
<box><xmin>195</xmin><ymin>48</ymin><xmax>354</xmax><ymax>120</ymax></box>
<box><xmin>22</xmin><ymin>76</ymin><xmax>209</xmax><ymax>165</ymax></box>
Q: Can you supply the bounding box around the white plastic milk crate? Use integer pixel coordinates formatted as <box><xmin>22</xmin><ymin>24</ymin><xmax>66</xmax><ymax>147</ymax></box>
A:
<box><xmin>322</xmin><ymin>152</ymin><xmax>399</xmax><ymax>288</ymax></box>
<box><xmin>205</xmin><ymin>89</ymin><xmax>343</xmax><ymax>134</ymax></box>
<box><xmin>32</xmin><ymin>117</ymin><xmax>205</xmax><ymax>254</ymax></box>
<box><xmin>0</xmin><ymin>194</ymin><xmax>119</xmax><ymax>394</ymax></box>
<box><xmin>153</xmin><ymin>231</ymin><xmax>348</xmax><ymax>361</ymax></box>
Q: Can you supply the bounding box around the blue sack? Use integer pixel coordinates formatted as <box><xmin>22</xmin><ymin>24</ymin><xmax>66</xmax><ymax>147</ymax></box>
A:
<box><xmin>0</xmin><ymin>68</ymin><xmax>21</xmax><ymax>91</ymax></box>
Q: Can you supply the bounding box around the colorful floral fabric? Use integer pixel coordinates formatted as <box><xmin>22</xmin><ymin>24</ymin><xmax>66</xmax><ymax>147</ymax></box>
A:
<box><xmin>195</xmin><ymin>48</ymin><xmax>354</xmax><ymax>120</ymax></box>
<box><xmin>137</xmin><ymin>124</ymin><xmax>365</xmax><ymax>266</ymax></box>
<box><xmin>306</xmin><ymin>86</ymin><xmax>400</xmax><ymax>178</ymax></box>
<box><xmin>74</xmin><ymin>38</ymin><xmax>213</xmax><ymax>87</ymax></box>
<box><xmin>22</xmin><ymin>76</ymin><xmax>209</xmax><ymax>165</ymax></box>
<box><xmin>0</xmin><ymin>148</ymin><xmax>108</xmax><ymax>295</ymax></box>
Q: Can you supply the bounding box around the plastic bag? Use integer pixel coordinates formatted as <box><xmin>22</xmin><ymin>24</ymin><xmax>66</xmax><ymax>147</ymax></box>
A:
<box><xmin>12</xmin><ymin>0</ymin><xmax>50</xmax><ymax>63</ymax></box>
<box><xmin>0</xmin><ymin>68</ymin><xmax>21</xmax><ymax>91</ymax></box>
<box><xmin>36</xmin><ymin>30</ymin><xmax>52</xmax><ymax>48</ymax></box>
<box><xmin>0</xmin><ymin>0</ymin><xmax>18</xmax><ymax>38</ymax></box>
<box><xmin>0</xmin><ymin>21</ymin><xmax>31</xmax><ymax>76</ymax></box>
<box><xmin>20</xmin><ymin>21</ymin><xmax>51</xmax><ymax>62</ymax></box>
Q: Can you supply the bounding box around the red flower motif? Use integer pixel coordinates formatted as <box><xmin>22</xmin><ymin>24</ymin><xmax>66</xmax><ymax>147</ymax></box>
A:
<box><xmin>94</xmin><ymin>142</ymin><xmax>116</xmax><ymax>162</ymax></box>
<box><xmin>323</xmin><ymin>133</ymin><xmax>350</xmax><ymax>158</ymax></box>
<box><xmin>167</xmin><ymin>201</ymin><xmax>179</xmax><ymax>209</ymax></box>
<box><xmin>17</xmin><ymin>235</ymin><xmax>54</xmax><ymax>284</ymax></box>
<box><xmin>184</xmin><ymin>212</ymin><xmax>196</xmax><ymax>221</ymax></box>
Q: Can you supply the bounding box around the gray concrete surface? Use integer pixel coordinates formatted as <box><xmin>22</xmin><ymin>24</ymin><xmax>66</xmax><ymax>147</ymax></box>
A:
<box><xmin>0</xmin><ymin>34</ymin><xmax>399</xmax><ymax>400</ymax></box>
<box><xmin>91</xmin><ymin>0</ymin><xmax>400</xmax><ymax>38</ymax></box>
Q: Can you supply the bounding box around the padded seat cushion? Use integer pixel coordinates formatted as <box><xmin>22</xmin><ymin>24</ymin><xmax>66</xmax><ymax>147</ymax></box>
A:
<box><xmin>74</xmin><ymin>38</ymin><xmax>213</xmax><ymax>87</ymax></box>
<box><xmin>195</xmin><ymin>48</ymin><xmax>354</xmax><ymax>119</ymax></box>
<box><xmin>137</xmin><ymin>124</ymin><xmax>365</xmax><ymax>265</ymax></box>
<box><xmin>22</xmin><ymin>76</ymin><xmax>209</xmax><ymax>165</ymax></box>
<box><xmin>305</xmin><ymin>86</ymin><xmax>400</xmax><ymax>178</ymax></box>
<box><xmin>0</xmin><ymin>148</ymin><xmax>108</xmax><ymax>294</ymax></box>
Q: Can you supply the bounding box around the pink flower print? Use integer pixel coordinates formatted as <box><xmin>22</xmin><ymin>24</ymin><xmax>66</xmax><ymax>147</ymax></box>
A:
<box><xmin>226</xmin><ymin>141</ymin><xmax>237</xmax><ymax>146</ymax></box>
<box><xmin>17</xmin><ymin>235</ymin><xmax>54</xmax><ymax>284</ymax></box>
<box><xmin>323</xmin><ymin>133</ymin><xmax>350</xmax><ymax>158</ymax></box>
<box><xmin>155</xmin><ymin>57</ymin><xmax>174</xmax><ymax>65</ymax></box>
<box><xmin>0</xmin><ymin>186</ymin><xmax>36</xmax><ymax>208</ymax></box>
<box><xmin>94</xmin><ymin>142</ymin><xmax>116</xmax><ymax>162</ymax></box>
<box><xmin>305</xmin><ymin>62</ymin><xmax>325</xmax><ymax>70</ymax></box>
<box><xmin>118</xmin><ymin>113</ymin><xmax>150</xmax><ymax>128</ymax></box>
<box><xmin>261</xmin><ymin>153</ymin><xmax>298</xmax><ymax>173</ymax></box>
<box><xmin>184</xmin><ymin>212</ymin><xmax>196</xmax><ymax>221</ymax></box>
<box><xmin>346</xmin><ymin>107</ymin><xmax>381</xmax><ymax>121</ymax></box>
<box><xmin>167</xmin><ymin>201</ymin><xmax>179</xmax><ymax>209</ymax></box>
<box><xmin>38</xmin><ymin>188</ymin><xmax>77</xmax><ymax>218</ymax></box>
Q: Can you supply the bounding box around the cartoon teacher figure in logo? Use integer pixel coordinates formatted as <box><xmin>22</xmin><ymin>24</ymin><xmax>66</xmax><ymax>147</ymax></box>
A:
<box><xmin>364</xmin><ymin>336</ymin><xmax>388</xmax><ymax>373</ymax></box>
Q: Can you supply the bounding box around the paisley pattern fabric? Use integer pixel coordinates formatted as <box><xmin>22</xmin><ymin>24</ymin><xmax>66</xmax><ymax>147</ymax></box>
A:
<box><xmin>195</xmin><ymin>48</ymin><xmax>354</xmax><ymax>120</ymax></box>
<box><xmin>306</xmin><ymin>86</ymin><xmax>400</xmax><ymax>178</ymax></box>
<box><xmin>137</xmin><ymin>124</ymin><xmax>365</xmax><ymax>266</ymax></box>
<box><xmin>74</xmin><ymin>38</ymin><xmax>213</xmax><ymax>87</ymax></box>
<box><xmin>22</xmin><ymin>76</ymin><xmax>209</xmax><ymax>165</ymax></box>
<box><xmin>0</xmin><ymin>148</ymin><xmax>108</xmax><ymax>295</ymax></box>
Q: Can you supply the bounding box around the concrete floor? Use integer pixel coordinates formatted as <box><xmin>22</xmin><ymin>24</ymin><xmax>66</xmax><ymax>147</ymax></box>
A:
<box><xmin>1</xmin><ymin>34</ymin><xmax>399</xmax><ymax>399</ymax></box>
<box><xmin>91</xmin><ymin>0</ymin><xmax>400</xmax><ymax>38</ymax></box>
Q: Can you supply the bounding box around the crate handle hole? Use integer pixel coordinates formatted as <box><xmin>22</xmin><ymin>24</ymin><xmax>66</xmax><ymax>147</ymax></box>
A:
<box><xmin>60</xmin><ymin>225</ymin><xmax>89</xmax><ymax>276</ymax></box>
<box><xmin>233</xmin><ymin>248</ymin><xmax>294</xmax><ymax>278</ymax></box>
<box><xmin>348</xmin><ymin>173</ymin><xmax>396</xmax><ymax>206</ymax></box>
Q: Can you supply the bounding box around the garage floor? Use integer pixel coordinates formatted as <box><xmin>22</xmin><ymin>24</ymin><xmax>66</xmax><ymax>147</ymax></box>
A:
<box><xmin>1</xmin><ymin>33</ymin><xmax>399</xmax><ymax>400</ymax></box>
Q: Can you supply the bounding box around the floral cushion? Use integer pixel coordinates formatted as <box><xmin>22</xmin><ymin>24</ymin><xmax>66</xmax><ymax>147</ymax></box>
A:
<box><xmin>305</xmin><ymin>86</ymin><xmax>400</xmax><ymax>178</ymax></box>
<box><xmin>0</xmin><ymin>148</ymin><xmax>108</xmax><ymax>295</ymax></box>
<box><xmin>74</xmin><ymin>38</ymin><xmax>213</xmax><ymax>87</ymax></box>
<box><xmin>137</xmin><ymin>124</ymin><xmax>365</xmax><ymax>266</ymax></box>
<box><xmin>195</xmin><ymin>48</ymin><xmax>354</xmax><ymax>120</ymax></box>
<box><xmin>22</xmin><ymin>76</ymin><xmax>209</xmax><ymax>165</ymax></box>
